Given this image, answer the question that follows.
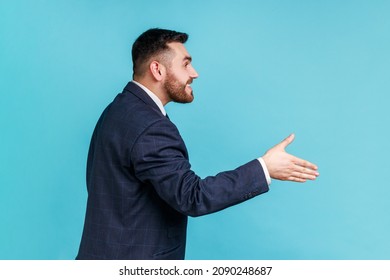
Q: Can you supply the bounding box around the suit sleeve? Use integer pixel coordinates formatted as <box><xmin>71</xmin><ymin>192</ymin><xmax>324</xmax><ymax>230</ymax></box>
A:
<box><xmin>130</xmin><ymin>119</ymin><xmax>269</xmax><ymax>217</ymax></box>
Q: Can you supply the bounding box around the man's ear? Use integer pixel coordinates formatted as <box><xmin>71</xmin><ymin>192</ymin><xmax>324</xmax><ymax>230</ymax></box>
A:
<box><xmin>149</xmin><ymin>61</ymin><xmax>165</xmax><ymax>81</ymax></box>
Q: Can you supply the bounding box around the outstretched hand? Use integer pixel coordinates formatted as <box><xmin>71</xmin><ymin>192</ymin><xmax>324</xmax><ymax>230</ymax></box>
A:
<box><xmin>262</xmin><ymin>134</ymin><xmax>319</xmax><ymax>183</ymax></box>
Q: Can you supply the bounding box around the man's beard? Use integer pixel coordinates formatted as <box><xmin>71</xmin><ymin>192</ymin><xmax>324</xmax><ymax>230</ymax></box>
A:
<box><xmin>164</xmin><ymin>71</ymin><xmax>194</xmax><ymax>104</ymax></box>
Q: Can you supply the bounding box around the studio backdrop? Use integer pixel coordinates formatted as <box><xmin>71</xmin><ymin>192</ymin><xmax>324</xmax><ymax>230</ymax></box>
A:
<box><xmin>1</xmin><ymin>0</ymin><xmax>389</xmax><ymax>259</ymax></box>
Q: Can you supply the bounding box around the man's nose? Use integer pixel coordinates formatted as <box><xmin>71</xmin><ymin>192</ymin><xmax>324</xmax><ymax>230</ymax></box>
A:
<box><xmin>191</xmin><ymin>70</ymin><xmax>199</xmax><ymax>79</ymax></box>
<box><xmin>190</xmin><ymin>66</ymin><xmax>199</xmax><ymax>79</ymax></box>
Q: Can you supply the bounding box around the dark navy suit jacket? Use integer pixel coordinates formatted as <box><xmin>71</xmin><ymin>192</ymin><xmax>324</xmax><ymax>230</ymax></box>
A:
<box><xmin>76</xmin><ymin>82</ymin><xmax>269</xmax><ymax>260</ymax></box>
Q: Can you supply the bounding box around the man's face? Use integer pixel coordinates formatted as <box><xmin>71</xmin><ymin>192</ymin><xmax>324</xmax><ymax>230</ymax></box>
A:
<box><xmin>163</xmin><ymin>42</ymin><xmax>199</xmax><ymax>104</ymax></box>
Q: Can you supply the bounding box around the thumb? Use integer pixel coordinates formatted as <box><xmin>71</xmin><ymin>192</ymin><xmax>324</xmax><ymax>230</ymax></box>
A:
<box><xmin>279</xmin><ymin>133</ymin><xmax>295</xmax><ymax>149</ymax></box>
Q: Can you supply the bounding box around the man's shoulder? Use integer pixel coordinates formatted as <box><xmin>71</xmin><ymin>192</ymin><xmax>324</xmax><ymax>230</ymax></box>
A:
<box><xmin>95</xmin><ymin>82</ymin><xmax>178</xmax><ymax>145</ymax></box>
<box><xmin>97</xmin><ymin>99</ymin><xmax>159</xmax><ymax>143</ymax></box>
<box><xmin>109</xmin><ymin>90</ymin><xmax>161</xmax><ymax>121</ymax></box>
<box><xmin>93</xmin><ymin>92</ymin><xmax>169</xmax><ymax>151</ymax></box>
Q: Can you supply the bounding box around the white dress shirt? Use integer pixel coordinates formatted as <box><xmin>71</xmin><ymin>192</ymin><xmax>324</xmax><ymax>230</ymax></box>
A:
<box><xmin>131</xmin><ymin>80</ymin><xmax>271</xmax><ymax>186</ymax></box>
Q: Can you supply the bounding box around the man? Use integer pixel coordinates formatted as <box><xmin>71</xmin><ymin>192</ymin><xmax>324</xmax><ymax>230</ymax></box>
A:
<box><xmin>76</xmin><ymin>28</ymin><xmax>319</xmax><ymax>260</ymax></box>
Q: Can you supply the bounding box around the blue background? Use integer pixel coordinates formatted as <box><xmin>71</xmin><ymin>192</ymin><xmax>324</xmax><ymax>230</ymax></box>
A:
<box><xmin>1</xmin><ymin>0</ymin><xmax>389</xmax><ymax>259</ymax></box>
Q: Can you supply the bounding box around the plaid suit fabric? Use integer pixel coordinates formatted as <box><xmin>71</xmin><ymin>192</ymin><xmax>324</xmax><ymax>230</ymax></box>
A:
<box><xmin>76</xmin><ymin>82</ymin><xmax>269</xmax><ymax>259</ymax></box>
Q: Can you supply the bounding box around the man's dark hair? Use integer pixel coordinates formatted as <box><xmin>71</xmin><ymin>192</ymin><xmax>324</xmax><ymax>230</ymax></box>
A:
<box><xmin>132</xmin><ymin>28</ymin><xmax>188</xmax><ymax>77</ymax></box>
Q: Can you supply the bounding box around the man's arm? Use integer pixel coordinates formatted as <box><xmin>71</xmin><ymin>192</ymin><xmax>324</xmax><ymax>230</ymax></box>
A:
<box><xmin>131</xmin><ymin>121</ymin><xmax>318</xmax><ymax>217</ymax></box>
<box><xmin>130</xmin><ymin>119</ymin><xmax>269</xmax><ymax>217</ymax></box>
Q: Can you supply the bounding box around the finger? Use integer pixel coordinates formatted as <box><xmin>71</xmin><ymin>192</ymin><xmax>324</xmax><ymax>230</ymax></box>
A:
<box><xmin>279</xmin><ymin>133</ymin><xmax>295</xmax><ymax>149</ymax></box>
<box><xmin>297</xmin><ymin>165</ymin><xmax>320</xmax><ymax>177</ymax></box>
<box><xmin>292</xmin><ymin>157</ymin><xmax>319</xmax><ymax>172</ymax></box>
<box><xmin>287</xmin><ymin>176</ymin><xmax>307</xmax><ymax>183</ymax></box>
<box><xmin>291</xmin><ymin>171</ymin><xmax>317</xmax><ymax>181</ymax></box>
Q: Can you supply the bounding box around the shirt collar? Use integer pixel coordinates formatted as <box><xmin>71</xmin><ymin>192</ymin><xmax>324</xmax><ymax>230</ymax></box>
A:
<box><xmin>132</xmin><ymin>80</ymin><xmax>167</xmax><ymax>116</ymax></box>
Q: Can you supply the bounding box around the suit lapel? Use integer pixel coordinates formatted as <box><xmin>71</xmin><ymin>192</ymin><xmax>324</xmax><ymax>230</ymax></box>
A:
<box><xmin>123</xmin><ymin>81</ymin><xmax>163</xmax><ymax>115</ymax></box>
